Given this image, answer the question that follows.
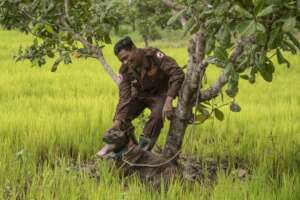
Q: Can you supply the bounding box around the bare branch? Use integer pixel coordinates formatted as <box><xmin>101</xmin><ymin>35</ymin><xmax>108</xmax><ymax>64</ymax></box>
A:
<box><xmin>199</xmin><ymin>36</ymin><xmax>256</xmax><ymax>101</ymax></box>
<box><xmin>199</xmin><ymin>73</ymin><xmax>227</xmax><ymax>101</ymax></box>
<box><xmin>94</xmin><ymin>47</ymin><xmax>118</xmax><ymax>84</ymax></box>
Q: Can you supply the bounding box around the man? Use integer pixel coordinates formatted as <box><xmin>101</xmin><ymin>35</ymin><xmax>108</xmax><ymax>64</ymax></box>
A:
<box><xmin>97</xmin><ymin>36</ymin><xmax>184</xmax><ymax>157</ymax></box>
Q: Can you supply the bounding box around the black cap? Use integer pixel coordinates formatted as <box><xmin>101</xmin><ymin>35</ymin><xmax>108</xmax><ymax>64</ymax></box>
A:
<box><xmin>114</xmin><ymin>36</ymin><xmax>135</xmax><ymax>55</ymax></box>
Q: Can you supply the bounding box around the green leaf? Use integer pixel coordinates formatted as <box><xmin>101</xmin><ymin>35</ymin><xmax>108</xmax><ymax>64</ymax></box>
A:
<box><xmin>51</xmin><ymin>56</ymin><xmax>63</xmax><ymax>72</ymax></box>
<box><xmin>167</xmin><ymin>9</ymin><xmax>186</xmax><ymax>25</ymax></box>
<box><xmin>255</xmin><ymin>22</ymin><xmax>266</xmax><ymax>33</ymax></box>
<box><xmin>214</xmin><ymin>108</ymin><xmax>224</xmax><ymax>121</ymax></box>
<box><xmin>233</xmin><ymin>5</ymin><xmax>253</xmax><ymax>18</ymax></box>
<box><xmin>236</xmin><ymin>57</ymin><xmax>249</xmax><ymax>73</ymax></box>
<box><xmin>268</xmin><ymin>26</ymin><xmax>282</xmax><ymax>49</ymax></box>
<box><xmin>226</xmin><ymin>85</ymin><xmax>239</xmax><ymax>98</ymax></box>
<box><xmin>283</xmin><ymin>40</ymin><xmax>298</xmax><ymax>54</ymax></box>
<box><xmin>286</xmin><ymin>33</ymin><xmax>300</xmax><ymax>50</ymax></box>
<box><xmin>194</xmin><ymin>114</ymin><xmax>208</xmax><ymax>124</ymax></box>
<box><xmin>215</xmin><ymin>1</ymin><xmax>231</xmax><ymax>16</ymax></box>
<box><xmin>256</xmin><ymin>5</ymin><xmax>275</xmax><ymax>17</ymax></box>
<box><xmin>197</xmin><ymin>103</ymin><xmax>208</xmax><ymax>109</ymax></box>
<box><xmin>103</xmin><ymin>33</ymin><xmax>111</xmax><ymax>44</ymax></box>
<box><xmin>253</xmin><ymin>0</ymin><xmax>265</xmax><ymax>13</ymax></box>
<box><xmin>63</xmin><ymin>53</ymin><xmax>72</xmax><ymax>65</ymax></box>
<box><xmin>249</xmin><ymin>68</ymin><xmax>256</xmax><ymax>84</ymax></box>
<box><xmin>276</xmin><ymin>49</ymin><xmax>290</xmax><ymax>68</ymax></box>
<box><xmin>240</xmin><ymin>74</ymin><xmax>249</xmax><ymax>80</ymax></box>
<box><xmin>256</xmin><ymin>32</ymin><xmax>268</xmax><ymax>46</ymax></box>
<box><xmin>106</xmin><ymin>0</ymin><xmax>117</xmax><ymax>10</ymax></box>
<box><xmin>258</xmin><ymin>64</ymin><xmax>273</xmax><ymax>82</ymax></box>
<box><xmin>33</xmin><ymin>38</ymin><xmax>38</xmax><ymax>46</ymax></box>
<box><xmin>282</xmin><ymin>17</ymin><xmax>296</xmax><ymax>32</ymax></box>
<box><xmin>205</xmin><ymin>36</ymin><xmax>215</xmax><ymax>54</ymax></box>
<box><xmin>216</xmin><ymin>24</ymin><xmax>231</xmax><ymax>48</ymax></box>
<box><xmin>232</xmin><ymin>71</ymin><xmax>240</xmax><ymax>82</ymax></box>
<box><xmin>238</xmin><ymin>20</ymin><xmax>256</xmax><ymax>37</ymax></box>
<box><xmin>44</xmin><ymin>24</ymin><xmax>54</xmax><ymax>34</ymax></box>
<box><xmin>230</xmin><ymin>102</ymin><xmax>241</xmax><ymax>112</ymax></box>
<box><xmin>182</xmin><ymin>18</ymin><xmax>194</xmax><ymax>36</ymax></box>
<box><xmin>195</xmin><ymin>109</ymin><xmax>210</xmax><ymax>124</ymax></box>
<box><xmin>266</xmin><ymin>62</ymin><xmax>275</xmax><ymax>74</ymax></box>
<box><xmin>214</xmin><ymin>47</ymin><xmax>228</xmax><ymax>61</ymax></box>
<box><xmin>224</xmin><ymin>63</ymin><xmax>233</xmax><ymax>77</ymax></box>
<box><xmin>190</xmin><ymin>23</ymin><xmax>200</xmax><ymax>35</ymax></box>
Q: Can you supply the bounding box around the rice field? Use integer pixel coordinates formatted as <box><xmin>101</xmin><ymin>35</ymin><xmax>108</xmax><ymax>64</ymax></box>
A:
<box><xmin>0</xmin><ymin>30</ymin><xmax>300</xmax><ymax>199</ymax></box>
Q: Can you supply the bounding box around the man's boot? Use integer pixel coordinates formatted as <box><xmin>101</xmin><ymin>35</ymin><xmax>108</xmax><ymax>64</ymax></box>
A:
<box><xmin>138</xmin><ymin>135</ymin><xmax>155</xmax><ymax>151</ymax></box>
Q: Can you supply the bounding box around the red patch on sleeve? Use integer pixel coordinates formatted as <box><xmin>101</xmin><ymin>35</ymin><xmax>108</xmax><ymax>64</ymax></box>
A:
<box><xmin>156</xmin><ymin>51</ymin><xmax>164</xmax><ymax>59</ymax></box>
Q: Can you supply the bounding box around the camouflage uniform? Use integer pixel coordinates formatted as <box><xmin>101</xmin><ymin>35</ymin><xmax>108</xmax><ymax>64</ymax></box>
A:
<box><xmin>113</xmin><ymin>47</ymin><xmax>185</xmax><ymax>150</ymax></box>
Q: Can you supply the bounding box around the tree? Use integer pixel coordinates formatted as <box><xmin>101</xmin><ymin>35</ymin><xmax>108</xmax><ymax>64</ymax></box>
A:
<box><xmin>115</xmin><ymin>0</ymin><xmax>177</xmax><ymax>47</ymax></box>
<box><xmin>0</xmin><ymin>0</ymin><xmax>119</xmax><ymax>82</ymax></box>
<box><xmin>0</xmin><ymin>0</ymin><xmax>299</xmax><ymax>163</ymax></box>
<box><xmin>161</xmin><ymin>0</ymin><xmax>300</xmax><ymax>158</ymax></box>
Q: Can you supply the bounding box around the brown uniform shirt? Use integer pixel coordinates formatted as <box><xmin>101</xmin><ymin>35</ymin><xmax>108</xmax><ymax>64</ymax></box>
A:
<box><xmin>114</xmin><ymin>47</ymin><xmax>185</xmax><ymax>123</ymax></box>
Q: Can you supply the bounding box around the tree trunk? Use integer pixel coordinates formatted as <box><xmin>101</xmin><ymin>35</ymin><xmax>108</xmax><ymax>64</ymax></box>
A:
<box><xmin>163</xmin><ymin>32</ymin><xmax>207</xmax><ymax>158</ymax></box>
<box><xmin>142</xmin><ymin>35</ymin><xmax>149</xmax><ymax>47</ymax></box>
<box><xmin>162</xmin><ymin>35</ymin><xmax>255</xmax><ymax>158</ymax></box>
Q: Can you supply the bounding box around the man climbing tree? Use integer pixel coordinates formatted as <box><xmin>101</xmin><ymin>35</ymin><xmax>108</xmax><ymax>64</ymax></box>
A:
<box><xmin>97</xmin><ymin>36</ymin><xmax>185</xmax><ymax>158</ymax></box>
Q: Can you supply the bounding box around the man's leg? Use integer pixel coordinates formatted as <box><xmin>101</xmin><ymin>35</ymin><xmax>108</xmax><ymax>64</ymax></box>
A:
<box><xmin>97</xmin><ymin>99</ymin><xmax>146</xmax><ymax>157</ymax></box>
<box><xmin>123</xmin><ymin>98</ymin><xmax>146</xmax><ymax>131</ymax></box>
<box><xmin>141</xmin><ymin>94</ymin><xmax>166</xmax><ymax>150</ymax></box>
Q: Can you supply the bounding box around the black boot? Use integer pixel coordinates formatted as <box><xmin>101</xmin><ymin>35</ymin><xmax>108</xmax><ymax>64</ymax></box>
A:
<box><xmin>138</xmin><ymin>135</ymin><xmax>155</xmax><ymax>151</ymax></box>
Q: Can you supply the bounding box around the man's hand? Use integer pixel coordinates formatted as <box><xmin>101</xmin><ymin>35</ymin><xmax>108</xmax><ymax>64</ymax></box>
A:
<box><xmin>162</xmin><ymin>96</ymin><xmax>174</xmax><ymax>120</ymax></box>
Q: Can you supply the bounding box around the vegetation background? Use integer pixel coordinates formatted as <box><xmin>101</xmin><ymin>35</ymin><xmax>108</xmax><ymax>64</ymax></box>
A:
<box><xmin>0</xmin><ymin>28</ymin><xmax>300</xmax><ymax>199</ymax></box>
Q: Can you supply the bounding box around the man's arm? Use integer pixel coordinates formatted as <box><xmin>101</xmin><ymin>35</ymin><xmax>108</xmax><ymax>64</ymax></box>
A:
<box><xmin>153</xmin><ymin>50</ymin><xmax>185</xmax><ymax>119</ymax></box>
<box><xmin>113</xmin><ymin>72</ymin><xmax>132</xmax><ymax>129</ymax></box>
<box><xmin>155</xmin><ymin>50</ymin><xmax>185</xmax><ymax>98</ymax></box>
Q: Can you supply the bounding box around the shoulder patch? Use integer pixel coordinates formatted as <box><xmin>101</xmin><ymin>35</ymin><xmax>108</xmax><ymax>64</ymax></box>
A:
<box><xmin>156</xmin><ymin>51</ymin><xmax>164</xmax><ymax>59</ymax></box>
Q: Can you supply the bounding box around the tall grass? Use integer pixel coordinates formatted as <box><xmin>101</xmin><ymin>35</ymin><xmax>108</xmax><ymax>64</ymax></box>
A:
<box><xmin>0</xmin><ymin>30</ymin><xmax>300</xmax><ymax>199</ymax></box>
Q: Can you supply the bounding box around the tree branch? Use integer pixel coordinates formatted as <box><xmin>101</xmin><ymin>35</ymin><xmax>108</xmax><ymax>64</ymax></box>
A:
<box><xmin>230</xmin><ymin>36</ymin><xmax>256</xmax><ymax>64</ymax></box>
<box><xmin>199</xmin><ymin>36</ymin><xmax>256</xmax><ymax>101</ymax></box>
<box><xmin>59</xmin><ymin>16</ymin><xmax>118</xmax><ymax>84</ymax></box>
<box><xmin>199</xmin><ymin>73</ymin><xmax>227</xmax><ymax>101</ymax></box>
<box><xmin>94</xmin><ymin>47</ymin><xmax>118</xmax><ymax>84</ymax></box>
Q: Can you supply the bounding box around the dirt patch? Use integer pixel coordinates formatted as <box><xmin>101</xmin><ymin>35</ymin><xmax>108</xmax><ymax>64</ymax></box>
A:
<box><xmin>63</xmin><ymin>146</ymin><xmax>249</xmax><ymax>189</ymax></box>
<box><xmin>36</xmin><ymin>145</ymin><xmax>250</xmax><ymax>191</ymax></box>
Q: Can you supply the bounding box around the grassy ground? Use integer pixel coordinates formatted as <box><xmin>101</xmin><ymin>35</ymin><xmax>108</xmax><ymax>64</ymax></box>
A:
<box><xmin>0</xmin><ymin>30</ymin><xmax>300</xmax><ymax>199</ymax></box>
